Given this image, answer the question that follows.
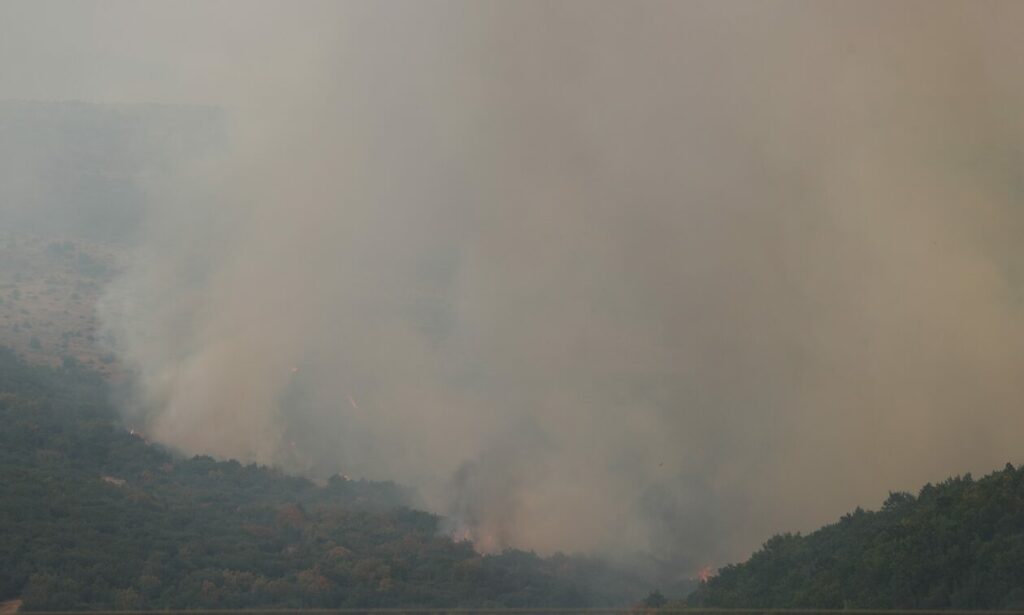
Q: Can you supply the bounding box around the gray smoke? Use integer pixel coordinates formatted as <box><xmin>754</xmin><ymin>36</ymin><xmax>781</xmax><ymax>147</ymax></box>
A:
<box><xmin>5</xmin><ymin>1</ymin><xmax>1024</xmax><ymax>573</ymax></box>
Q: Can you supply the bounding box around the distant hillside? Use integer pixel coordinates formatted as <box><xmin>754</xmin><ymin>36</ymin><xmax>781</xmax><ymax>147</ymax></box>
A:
<box><xmin>0</xmin><ymin>100</ymin><xmax>225</xmax><ymax>371</ymax></box>
<box><xmin>688</xmin><ymin>464</ymin><xmax>1024</xmax><ymax>609</ymax></box>
<box><xmin>0</xmin><ymin>348</ymin><xmax>660</xmax><ymax>610</ymax></box>
<box><xmin>0</xmin><ymin>232</ymin><xmax>122</xmax><ymax>375</ymax></box>
<box><xmin>0</xmin><ymin>100</ymin><xmax>223</xmax><ymax>244</ymax></box>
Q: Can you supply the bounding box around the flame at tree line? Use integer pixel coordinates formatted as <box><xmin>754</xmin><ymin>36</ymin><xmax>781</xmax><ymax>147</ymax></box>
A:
<box><xmin>3</xmin><ymin>0</ymin><xmax>1024</xmax><ymax>587</ymax></box>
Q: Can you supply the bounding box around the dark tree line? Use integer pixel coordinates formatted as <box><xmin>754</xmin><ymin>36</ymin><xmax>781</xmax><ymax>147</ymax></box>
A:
<box><xmin>688</xmin><ymin>462</ymin><xmax>1024</xmax><ymax>609</ymax></box>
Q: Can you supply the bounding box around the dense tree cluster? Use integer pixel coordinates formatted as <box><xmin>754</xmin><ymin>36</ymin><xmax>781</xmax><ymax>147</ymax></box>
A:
<box><xmin>688</xmin><ymin>463</ymin><xmax>1024</xmax><ymax>609</ymax></box>
<box><xmin>0</xmin><ymin>347</ymin><xmax>654</xmax><ymax>610</ymax></box>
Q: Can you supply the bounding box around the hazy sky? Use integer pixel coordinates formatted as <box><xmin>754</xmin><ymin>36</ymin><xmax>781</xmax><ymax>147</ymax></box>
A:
<box><xmin>4</xmin><ymin>1</ymin><xmax>1024</xmax><ymax>574</ymax></box>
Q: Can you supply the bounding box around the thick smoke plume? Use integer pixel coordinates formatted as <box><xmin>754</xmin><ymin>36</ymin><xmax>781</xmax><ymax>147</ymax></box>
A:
<box><xmin>6</xmin><ymin>1</ymin><xmax>1024</xmax><ymax>571</ymax></box>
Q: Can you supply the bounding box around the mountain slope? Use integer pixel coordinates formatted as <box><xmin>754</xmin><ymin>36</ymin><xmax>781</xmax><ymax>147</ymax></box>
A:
<box><xmin>0</xmin><ymin>347</ymin><xmax>655</xmax><ymax>610</ymax></box>
<box><xmin>688</xmin><ymin>464</ymin><xmax>1024</xmax><ymax>609</ymax></box>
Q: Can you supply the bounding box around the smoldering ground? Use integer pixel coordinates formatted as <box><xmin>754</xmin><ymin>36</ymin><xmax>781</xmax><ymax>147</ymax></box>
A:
<box><xmin>5</xmin><ymin>1</ymin><xmax>1024</xmax><ymax>574</ymax></box>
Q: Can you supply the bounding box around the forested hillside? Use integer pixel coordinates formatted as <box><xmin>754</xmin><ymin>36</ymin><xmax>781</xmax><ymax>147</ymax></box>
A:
<box><xmin>688</xmin><ymin>464</ymin><xmax>1024</xmax><ymax>609</ymax></box>
<box><xmin>0</xmin><ymin>347</ymin><xmax>657</xmax><ymax>610</ymax></box>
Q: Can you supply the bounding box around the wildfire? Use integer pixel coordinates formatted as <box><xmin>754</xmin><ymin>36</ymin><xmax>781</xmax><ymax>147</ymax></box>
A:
<box><xmin>128</xmin><ymin>428</ymin><xmax>150</xmax><ymax>444</ymax></box>
<box><xmin>347</xmin><ymin>393</ymin><xmax>362</xmax><ymax>412</ymax></box>
<box><xmin>450</xmin><ymin>526</ymin><xmax>502</xmax><ymax>554</ymax></box>
<box><xmin>697</xmin><ymin>565</ymin><xmax>714</xmax><ymax>583</ymax></box>
<box><xmin>452</xmin><ymin>527</ymin><xmax>474</xmax><ymax>543</ymax></box>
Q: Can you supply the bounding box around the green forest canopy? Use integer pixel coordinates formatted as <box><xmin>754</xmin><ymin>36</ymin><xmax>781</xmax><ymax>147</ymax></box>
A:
<box><xmin>689</xmin><ymin>462</ymin><xmax>1024</xmax><ymax>609</ymax></box>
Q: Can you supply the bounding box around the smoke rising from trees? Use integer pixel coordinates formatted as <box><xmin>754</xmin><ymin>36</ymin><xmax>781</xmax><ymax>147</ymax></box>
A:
<box><xmin>4</xmin><ymin>1</ymin><xmax>1024</xmax><ymax>571</ymax></box>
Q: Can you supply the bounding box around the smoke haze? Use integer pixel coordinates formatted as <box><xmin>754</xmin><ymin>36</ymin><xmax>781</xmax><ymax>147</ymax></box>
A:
<box><xmin>4</xmin><ymin>0</ymin><xmax>1024</xmax><ymax>572</ymax></box>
